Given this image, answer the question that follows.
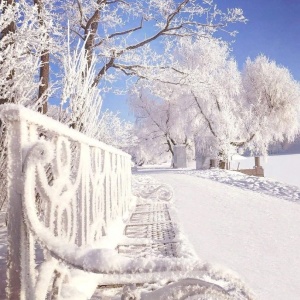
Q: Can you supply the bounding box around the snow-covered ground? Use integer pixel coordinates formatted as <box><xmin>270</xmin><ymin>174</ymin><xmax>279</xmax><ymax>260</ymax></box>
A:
<box><xmin>136</xmin><ymin>167</ymin><xmax>300</xmax><ymax>300</ymax></box>
<box><xmin>230</xmin><ymin>154</ymin><xmax>300</xmax><ymax>188</ymax></box>
<box><xmin>179</xmin><ymin>169</ymin><xmax>300</xmax><ymax>203</ymax></box>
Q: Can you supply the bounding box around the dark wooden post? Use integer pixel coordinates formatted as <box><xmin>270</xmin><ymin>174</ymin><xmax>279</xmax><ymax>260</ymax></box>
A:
<box><xmin>210</xmin><ymin>159</ymin><xmax>218</xmax><ymax>168</ymax></box>
<box><xmin>255</xmin><ymin>156</ymin><xmax>260</xmax><ymax>167</ymax></box>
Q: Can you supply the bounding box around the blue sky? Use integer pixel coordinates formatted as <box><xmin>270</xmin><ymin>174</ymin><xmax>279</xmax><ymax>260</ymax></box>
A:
<box><xmin>102</xmin><ymin>0</ymin><xmax>300</xmax><ymax>121</ymax></box>
<box><xmin>219</xmin><ymin>0</ymin><xmax>300</xmax><ymax>79</ymax></box>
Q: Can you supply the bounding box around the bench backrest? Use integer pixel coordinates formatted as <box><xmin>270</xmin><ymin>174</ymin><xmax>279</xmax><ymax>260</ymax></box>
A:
<box><xmin>0</xmin><ymin>104</ymin><xmax>132</xmax><ymax>299</ymax></box>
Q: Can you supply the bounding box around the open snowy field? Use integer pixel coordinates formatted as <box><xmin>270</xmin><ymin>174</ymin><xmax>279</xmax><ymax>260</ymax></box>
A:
<box><xmin>140</xmin><ymin>169</ymin><xmax>300</xmax><ymax>300</ymax></box>
<box><xmin>231</xmin><ymin>154</ymin><xmax>300</xmax><ymax>188</ymax></box>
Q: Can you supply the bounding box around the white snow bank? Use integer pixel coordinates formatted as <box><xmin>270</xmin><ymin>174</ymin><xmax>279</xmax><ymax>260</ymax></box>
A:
<box><xmin>232</xmin><ymin>154</ymin><xmax>300</xmax><ymax>188</ymax></box>
<box><xmin>179</xmin><ymin>169</ymin><xmax>300</xmax><ymax>203</ymax></box>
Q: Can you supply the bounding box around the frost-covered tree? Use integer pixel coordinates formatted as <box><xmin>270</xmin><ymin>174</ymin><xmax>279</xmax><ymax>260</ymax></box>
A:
<box><xmin>128</xmin><ymin>134</ymin><xmax>172</xmax><ymax>166</ymax></box>
<box><xmin>241</xmin><ymin>55</ymin><xmax>300</xmax><ymax>155</ymax></box>
<box><xmin>131</xmin><ymin>41</ymin><xmax>300</xmax><ymax>165</ymax></box>
<box><xmin>0</xmin><ymin>0</ymin><xmax>59</xmax><ymax>211</ymax></box>
<box><xmin>176</xmin><ymin>37</ymin><xmax>243</xmax><ymax>162</ymax></box>
<box><xmin>0</xmin><ymin>0</ymin><xmax>54</xmax><ymax>107</ymax></box>
<box><xmin>48</xmin><ymin>0</ymin><xmax>248</xmax><ymax>139</ymax></box>
<box><xmin>97</xmin><ymin>110</ymin><xmax>135</xmax><ymax>149</ymax></box>
<box><xmin>0</xmin><ymin>0</ymin><xmax>61</xmax><ymax>110</ymax></box>
<box><xmin>129</xmin><ymin>37</ymin><xmax>243</xmax><ymax>165</ymax></box>
<box><xmin>33</xmin><ymin>0</ymin><xmax>54</xmax><ymax>114</ymax></box>
<box><xmin>129</xmin><ymin>83</ymin><xmax>193</xmax><ymax>164</ymax></box>
<box><xmin>59</xmin><ymin>39</ymin><xmax>103</xmax><ymax>135</ymax></box>
<box><xmin>61</xmin><ymin>0</ymin><xmax>245</xmax><ymax>91</ymax></box>
<box><xmin>56</xmin><ymin>37</ymin><xmax>134</xmax><ymax>148</ymax></box>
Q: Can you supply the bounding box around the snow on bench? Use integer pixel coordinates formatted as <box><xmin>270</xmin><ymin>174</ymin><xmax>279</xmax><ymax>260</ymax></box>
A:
<box><xmin>1</xmin><ymin>104</ymin><xmax>253</xmax><ymax>300</ymax></box>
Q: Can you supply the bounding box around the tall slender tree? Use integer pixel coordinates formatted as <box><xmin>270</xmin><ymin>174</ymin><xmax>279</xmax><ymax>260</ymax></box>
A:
<box><xmin>33</xmin><ymin>0</ymin><xmax>50</xmax><ymax>114</ymax></box>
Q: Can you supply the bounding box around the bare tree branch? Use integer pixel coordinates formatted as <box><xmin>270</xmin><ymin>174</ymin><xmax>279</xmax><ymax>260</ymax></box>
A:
<box><xmin>230</xmin><ymin>133</ymin><xmax>255</xmax><ymax>147</ymax></box>
<box><xmin>70</xmin><ymin>28</ymin><xmax>85</xmax><ymax>41</ymax></box>
<box><xmin>94</xmin><ymin>18</ymin><xmax>144</xmax><ymax>47</ymax></box>
<box><xmin>92</xmin><ymin>0</ymin><xmax>192</xmax><ymax>84</ymax></box>
<box><xmin>76</xmin><ymin>0</ymin><xmax>87</xmax><ymax>29</ymax></box>
<box><xmin>92</xmin><ymin>57</ymin><xmax>116</xmax><ymax>86</ymax></box>
<box><xmin>107</xmin><ymin>0</ymin><xmax>127</xmax><ymax>4</ymax></box>
<box><xmin>105</xmin><ymin>18</ymin><xmax>144</xmax><ymax>39</ymax></box>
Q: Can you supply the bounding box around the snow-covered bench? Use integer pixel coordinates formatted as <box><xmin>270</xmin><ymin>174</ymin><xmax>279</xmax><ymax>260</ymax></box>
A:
<box><xmin>1</xmin><ymin>104</ymin><xmax>253</xmax><ymax>300</ymax></box>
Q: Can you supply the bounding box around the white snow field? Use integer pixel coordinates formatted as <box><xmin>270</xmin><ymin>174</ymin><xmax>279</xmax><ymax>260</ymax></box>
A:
<box><xmin>231</xmin><ymin>154</ymin><xmax>300</xmax><ymax>188</ymax></box>
<box><xmin>136</xmin><ymin>167</ymin><xmax>300</xmax><ymax>300</ymax></box>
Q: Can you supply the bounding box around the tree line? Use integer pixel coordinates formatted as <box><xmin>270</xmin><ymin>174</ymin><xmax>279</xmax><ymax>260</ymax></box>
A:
<box><xmin>128</xmin><ymin>39</ymin><xmax>300</xmax><ymax>166</ymax></box>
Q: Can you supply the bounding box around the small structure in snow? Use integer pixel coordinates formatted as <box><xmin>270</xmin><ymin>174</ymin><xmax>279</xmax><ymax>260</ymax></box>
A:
<box><xmin>196</xmin><ymin>153</ymin><xmax>210</xmax><ymax>170</ymax></box>
<box><xmin>236</xmin><ymin>156</ymin><xmax>264</xmax><ymax>177</ymax></box>
<box><xmin>173</xmin><ymin>145</ymin><xmax>187</xmax><ymax>168</ymax></box>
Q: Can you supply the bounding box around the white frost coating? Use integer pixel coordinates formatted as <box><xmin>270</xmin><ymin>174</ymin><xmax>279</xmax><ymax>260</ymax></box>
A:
<box><xmin>141</xmin><ymin>278</ymin><xmax>229</xmax><ymax>300</ymax></box>
<box><xmin>34</xmin><ymin>258</ymin><xmax>60</xmax><ymax>299</ymax></box>
<box><xmin>132</xmin><ymin>176</ymin><xmax>174</xmax><ymax>202</ymax></box>
<box><xmin>22</xmin><ymin>140</ymin><xmax>134</xmax><ymax>270</ymax></box>
<box><xmin>2</xmin><ymin>104</ymin><xmax>133</xmax><ymax>299</ymax></box>
<box><xmin>23</xmin><ymin>148</ymin><xmax>198</xmax><ymax>273</ymax></box>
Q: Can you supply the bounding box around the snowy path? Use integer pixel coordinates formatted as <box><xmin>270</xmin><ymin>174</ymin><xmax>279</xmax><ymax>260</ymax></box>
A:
<box><xmin>138</xmin><ymin>170</ymin><xmax>300</xmax><ymax>300</ymax></box>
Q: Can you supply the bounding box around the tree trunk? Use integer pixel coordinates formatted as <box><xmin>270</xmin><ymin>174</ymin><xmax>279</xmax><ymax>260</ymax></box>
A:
<box><xmin>84</xmin><ymin>9</ymin><xmax>100</xmax><ymax>69</ymax></box>
<box><xmin>33</xmin><ymin>0</ymin><xmax>49</xmax><ymax>114</ymax></box>
<box><xmin>37</xmin><ymin>50</ymin><xmax>49</xmax><ymax>114</ymax></box>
